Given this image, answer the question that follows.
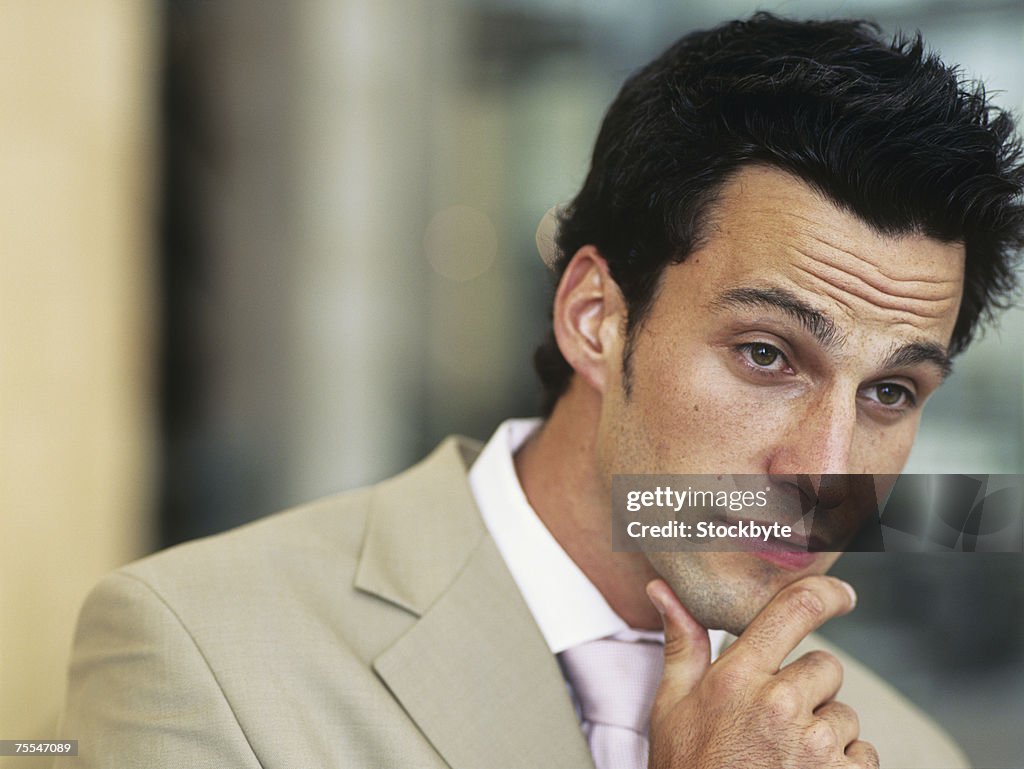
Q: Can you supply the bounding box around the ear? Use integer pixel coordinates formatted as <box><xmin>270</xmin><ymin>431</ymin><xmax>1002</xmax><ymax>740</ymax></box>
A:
<box><xmin>552</xmin><ymin>246</ymin><xmax>628</xmax><ymax>394</ymax></box>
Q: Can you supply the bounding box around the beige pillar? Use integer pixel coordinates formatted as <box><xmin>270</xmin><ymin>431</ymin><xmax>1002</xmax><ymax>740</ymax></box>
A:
<box><xmin>0</xmin><ymin>0</ymin><xmax>157</xmax><ymax>750</ymax></box>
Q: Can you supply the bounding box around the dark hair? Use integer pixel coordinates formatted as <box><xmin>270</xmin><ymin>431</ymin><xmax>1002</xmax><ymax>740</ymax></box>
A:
<box><xmin>534</xmin><ymin>12</ymin><xmax>1024</xmax><ymax>415</ymax></box>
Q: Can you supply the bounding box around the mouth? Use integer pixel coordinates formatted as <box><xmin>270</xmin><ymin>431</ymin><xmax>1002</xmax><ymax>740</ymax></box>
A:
<box><xmin>745</xmin><ymin>534</ymin><xmax>823</xmax><ymax>571</ymax></box>
<box><xmin>712</xmin><ymin>513</ymin><xmax>827</xmax><ymax>570</ymax></box>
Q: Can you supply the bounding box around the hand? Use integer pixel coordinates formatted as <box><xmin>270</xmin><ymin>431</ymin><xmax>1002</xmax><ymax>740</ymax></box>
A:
<box><xmin>646</xmin><ymin>575</ymin><xmax>878</xmax><ymax>769</ymax></box>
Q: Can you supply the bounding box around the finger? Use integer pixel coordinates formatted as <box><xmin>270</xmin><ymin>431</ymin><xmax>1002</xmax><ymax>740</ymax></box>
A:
<box><xmin>731</xmin><ymin>576</ymin><xmax>856</xmax><ymax>673</ymax></box>
<box><xmin>647</xmin><ymin>579</ymin><xmax>711</xmax><ymax>700</ymax></box>
<box><xmin>845</xmin><ymin>739</ymin><xmax>880</xmax><ymax>769</ymax></box>
<box><xmin>778</xmin><ymin>649</ymin><xmax>844</xmax><ymax>709</ymax></box>
<box><xmin>813</xmin><ymin>700</ymin><xmax>860</xmax><ymax>750</ymax></box>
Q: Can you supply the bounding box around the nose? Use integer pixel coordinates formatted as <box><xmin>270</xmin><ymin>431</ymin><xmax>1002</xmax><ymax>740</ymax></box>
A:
<box><xmin>766</xmin><ymin>388</ymin><xmax>857</xmax><ymax>480</ymax></box>
<box><xmin>765</xmin><ymin>391</ymin><xmax>862</xmax><ymax>541</ymax></box>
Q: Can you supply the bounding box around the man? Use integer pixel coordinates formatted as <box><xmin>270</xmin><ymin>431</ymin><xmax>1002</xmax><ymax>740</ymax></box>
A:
<box><xmin>59</xmin><ymin>13</ymin><xmax>1023</xmax><ymax>769</ymax></box>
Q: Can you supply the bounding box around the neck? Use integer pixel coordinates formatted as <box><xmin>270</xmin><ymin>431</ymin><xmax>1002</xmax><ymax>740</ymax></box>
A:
<box><xmin>514</xmin><ymin>382</ymin><xmax>661</xmax><ymax>630</ymax></box>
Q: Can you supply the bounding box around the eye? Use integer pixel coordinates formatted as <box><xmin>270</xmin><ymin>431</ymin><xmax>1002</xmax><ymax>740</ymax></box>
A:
<box><xmin>864</xmin><ymin>382</ymin><xmax>916</xmax><ymax>409</ymax></box>
<box><xmin>737</xmin><ymin>342</ymin><xmax>790</xmax><ymax>373</ymax></box>
<box><xmin>750</xmin><ymin>343</ymin><xmax>779</xmax><ymax>366</ymax></box>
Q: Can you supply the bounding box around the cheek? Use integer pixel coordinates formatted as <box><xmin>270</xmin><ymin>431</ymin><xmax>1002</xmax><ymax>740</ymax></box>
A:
<box><xmin>851</xmin><ymin>415</ymin><xmax>921</xmax><ymax>474</ymax></box>
<box><xmin>629</xmin><ymin>348</ymin><xmax>799</xmax><ymax>471</ymax></box>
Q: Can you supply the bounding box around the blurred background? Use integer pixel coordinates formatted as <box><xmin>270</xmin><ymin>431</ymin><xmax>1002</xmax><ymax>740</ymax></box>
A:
<box><xmin>1</xmin><ymin>0</ymin><xmax>1022</xmax><ymax>765</ymax></box>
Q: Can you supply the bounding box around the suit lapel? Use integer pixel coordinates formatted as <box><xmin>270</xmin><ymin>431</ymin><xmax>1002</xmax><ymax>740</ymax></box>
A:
<box><xmin>355</xmin><ymin>437</ymin><xmax>594</xmax><ymax>769</ymax></box>
<box><xmin>374</xmin><ymin>534</ymin><xmax>594</xmax><ymax>769</ymax></box>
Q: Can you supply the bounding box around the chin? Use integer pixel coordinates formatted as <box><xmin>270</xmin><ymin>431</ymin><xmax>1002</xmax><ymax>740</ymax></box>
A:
<box><xmin>676</xmin><ymin>584</ymin><xmax>767</xmax><ymax>636</ymax></box>
<box><xmin>647</xmin><ymin>551</ymin><xmax>834</xmax><ymax>636</ymax></box>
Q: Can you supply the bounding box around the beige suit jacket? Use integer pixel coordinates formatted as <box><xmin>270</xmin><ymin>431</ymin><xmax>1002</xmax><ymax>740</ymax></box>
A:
<box><xmin>58</xmin><ymin>437</ymin><xmax>969</xmax><ymax>768</ymax></box>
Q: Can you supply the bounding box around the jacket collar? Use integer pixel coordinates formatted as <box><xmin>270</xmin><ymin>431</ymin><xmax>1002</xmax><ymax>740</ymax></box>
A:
<box><xmin>354</xmin><ymin>436</ymin><xmax>595</xmax><ymax>769</ymax></box>
<box><xmin>354</xmin><ymin>436</ymin><xmax>486</xmax><ymax>614</ymax></box>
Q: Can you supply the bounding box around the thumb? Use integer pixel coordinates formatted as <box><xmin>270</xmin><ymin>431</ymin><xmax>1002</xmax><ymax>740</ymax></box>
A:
<box><xmin>646</xmin><ymin>578</ymin><xmax>712</xmax><ymax>700</ymax></box>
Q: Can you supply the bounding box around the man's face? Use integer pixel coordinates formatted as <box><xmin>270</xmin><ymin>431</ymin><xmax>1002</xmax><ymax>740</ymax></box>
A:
<box><xmin>596</xmin><ymin>166</ymin><xmax>965</xmax><ymax>634</ymax></box>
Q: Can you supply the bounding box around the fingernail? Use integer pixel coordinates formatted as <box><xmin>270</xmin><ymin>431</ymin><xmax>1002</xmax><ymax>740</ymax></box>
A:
<box><xmin>840</xmin><ymin>580</ymin><xmax>857</xmax><ymax>609</ymax></box>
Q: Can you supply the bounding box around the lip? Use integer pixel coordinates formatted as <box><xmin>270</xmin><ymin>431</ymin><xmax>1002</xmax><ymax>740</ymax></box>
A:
<box><xmin>750</xmin><ymin>546</ymin><xmax>821</xmax><ymax>571</ymax></box>
<box><xmin>733</xmin><ymin>528</ymin><xmax>824</xmax><ymax>571</ymax></box>
<box><xmin>703</xmin><ymin>512</ymin><xmax>829</xmax><ymax>569</ymax></box>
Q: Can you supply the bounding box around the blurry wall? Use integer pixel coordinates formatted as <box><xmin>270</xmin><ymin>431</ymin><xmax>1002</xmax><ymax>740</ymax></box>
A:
<box><xmin>0</xmin><ymin>0</ymin><xmax>157</xmax><ymax>750</ymax></box>
<box><xmin>159</xmin><ymin>0</ymin><xmax>565</xmax><ymax>542</ymax></box>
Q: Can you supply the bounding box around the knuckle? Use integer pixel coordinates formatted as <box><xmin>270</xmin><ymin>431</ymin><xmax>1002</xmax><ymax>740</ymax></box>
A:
<box><xmin>803</xmin><ymin>648</ymin><xmax>836</xmax><ymax>667</ymax></box>
<box><xmin>786</xmin><ymin>585</ymin><xmax>827</xmax><ymax>622</ymax></box>
<box><xmin>764</xmin><ymin>680</ymin><xmax>802</xmax><ymax>721</ymax></box>
<box><xmin>807</xmin><ymin>650</ymin><xmax>844</xmax><ymax>680</ymax></box>
<box><xmin>854</xmin><ymin>740</ymin><xmax>880</xmax><ymax>769</ymax></box>
<box><xmin>836</xmin><ymin>701</ymin><xmax>860</xmax><ymax>735</ymax></box>
<box><xmin>805</xmin><ymin>721</ymin><xmax>840</xmax><ymax>755</ymax></box>
<box><xmin>662</xmin><ymin>635</ymin><xmax>690</xmax><ymax>660</ymax></box>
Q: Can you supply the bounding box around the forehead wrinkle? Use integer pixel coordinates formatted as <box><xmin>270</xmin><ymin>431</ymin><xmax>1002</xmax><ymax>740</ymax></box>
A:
<box><xmin>711</xmin><ymin>286</ymin><xmax>847</xmax><ymax>350</ymax></box>
<box><xmin>790</xmin><ymin>258</ymin><xmax>957</xmax><ymax>320</ymax></box>
<box><xmin>787</xmin><ymin>237</ymin><xmax>961</xmax><ymax>305</ymax></box>
<box><xmin>753</xmin><ymin>196</ymin><xmax>961</xmax><ymax>290</ymax></box>
<box><xmin>807</xmin><ymin>234</ymin><xmax>959</xmax><ymax>288</ymax></box>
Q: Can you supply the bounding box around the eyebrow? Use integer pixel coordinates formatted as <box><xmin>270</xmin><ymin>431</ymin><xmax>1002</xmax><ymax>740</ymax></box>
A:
<box><xmin>712</xmin><ymin>285</ymin><xmax>954</xmax><ymax>380</ymax></box>
<box><xmin>712</xmin><ymin>286</ymin><xmax>845</xmax><ymax>349</ymax></box>
<box><xmin>881</xmin><ymin>342</ymin><xmax>953</xmax><ymax>381</ymax></box>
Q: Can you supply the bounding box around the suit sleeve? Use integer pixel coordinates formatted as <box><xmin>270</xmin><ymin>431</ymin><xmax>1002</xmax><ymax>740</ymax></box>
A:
<box><xmin>56</xmin><ymin>571</ymin><xmax>264</xmax><ymax>769</ymax></box>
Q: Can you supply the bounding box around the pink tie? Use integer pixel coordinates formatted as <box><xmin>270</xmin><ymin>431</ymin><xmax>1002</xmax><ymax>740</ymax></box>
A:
<box><xmin>559</xmin><ymin>638</ymin><xmax>665</xmax><ymax>769</ymax></box>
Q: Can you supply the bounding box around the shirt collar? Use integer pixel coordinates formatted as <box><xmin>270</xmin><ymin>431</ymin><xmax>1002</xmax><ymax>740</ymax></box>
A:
<box><xmin>469</xmin><ymin>418</ymin><xmax>630</xmax><ymax>653</ymax></box>
<box><xmin>469</xmin><ymin>418</ymin><xmax>726</xmax><ymax>656</ymax></box>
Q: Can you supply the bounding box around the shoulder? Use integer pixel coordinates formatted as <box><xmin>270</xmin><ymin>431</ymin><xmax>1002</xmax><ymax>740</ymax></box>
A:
<box><xmin>77</xmin><ymin>483</ymin><xmax>403</xmax><ymax>679</ymax></box>
<box><xmin>86</xmin><ymin>432</ymin><xmax>486</xmax><ymax>661</ymax></box>
<box><xmin>118</xmin><ymin>431</ymin><xmax>484</xmax><ymax>624</ymax></box>
<box><xmin>123</xmin><ymin>485</ymin><xmax>374</xmax><ymax>608</ymax></box>
<box><xmin>61</xmin><ymin>440</ymin><xmax>482</xmax><ymax>767</ymax></box>
<box><xmin>796</xmin><ymin>633</ymin><xmax>970</xmax><ymax>769</ymax></box>
<box><xmin>61</xmin><ymin>492</ymin><xmax>384</xmax><ymax>768</ymax></box>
